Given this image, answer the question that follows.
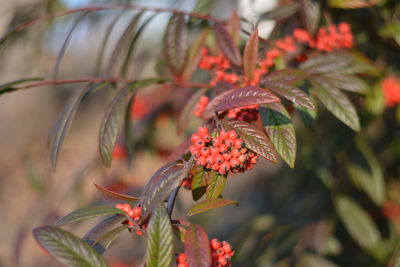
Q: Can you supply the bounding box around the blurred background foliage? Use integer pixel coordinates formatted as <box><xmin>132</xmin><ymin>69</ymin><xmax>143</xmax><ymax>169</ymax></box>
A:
<box><xmin>0</xmin><ymin>0</ymin><xmax>399</xmax><ymax>266</ymax></box>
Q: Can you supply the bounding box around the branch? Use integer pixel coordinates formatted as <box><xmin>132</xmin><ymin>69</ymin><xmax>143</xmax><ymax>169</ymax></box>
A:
<box><xmin>10</xmin><ymin>4</ymin><xmax>224</xmax><ymax>34</ymax></box>
<box><xmin>167</xmin><ymin>186</ymin><xmax>181</xmax><ymax>216</ymax></box>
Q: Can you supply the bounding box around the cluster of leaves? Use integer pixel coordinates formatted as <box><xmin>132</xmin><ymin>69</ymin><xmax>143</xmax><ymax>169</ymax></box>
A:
<box><xmin>1</xmin><ymin>0</ymin><xmax>400</xmax><ymax>266</ymax></box>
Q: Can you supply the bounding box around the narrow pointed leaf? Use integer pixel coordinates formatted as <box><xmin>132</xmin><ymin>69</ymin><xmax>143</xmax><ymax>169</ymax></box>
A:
<box><xmin>312</xmin><ymin>80</ymin><xmax>360</xmax><ymax>131</ymax></box>
<box><xmin>190</xmin><ymin>0</ymin><xmax>215</xmax><ymax>23</ymax></box>
<box><xmin>260</xmin><ymin>103</ymin><xmax>296</xmax><ymax>168</ymax></box>
<box><xmin>183</xmin><ymin>29</ymin><xmax>209</xmax><ymax>81</ymax></box>
<box><xmin>188</xmin><ymin>198</ymin><xmax>237</xmax><ymax>216</ymax></box>
<box><xmin>264</xmin><ymin>82</ymin><xmax>315</xmax><ymax>110</ymax></box>
<box><xmin>184</xmin><ymin>224</ymin><xmax>211</xmax><ymax>267</ymax></box>
<box><xmin>33</xmin><ymin>226</ymin><xmax>108</xmax><ymax>267</ymax></box>
<box><xmin>259</xmin><ymin>2</ymin><xmax>300</xmax><ymax>20</ymax></box>
<box><xmin>177</xmin><ymin>88</ymin><xmax>207</xmax><ymax>134</ymax></box>
<box><xmin>202</xmin><ymin>89</ymin><xmax>236</xmax><ymax>119</ymax></box>
<box><xmin>215</xmin><ymin>86</ymin><xmax>280</xmax><ymax>112</ymax></box>
<box><xmin>213</xmin><ymin>24</ymin><xmax>242</xmax><ymax>66</ymax></box>
<box><xmin>164</xmin><ymin>14</ymin><xmax>188</xmax><ymax>76</ymax></box>
<box><xmin>146</xmin><ymin>204</ymin><xmax>174</xmax><ymax>267</ymax></box>
<box><xmin>222</xmin><ymin>119</ymin><xmax>278</xmax><ymax>163</ymax></box>
<box><xmin>94</xmin><ymin>183</ymin><xmax>141</xmax><ymax>202</ymax></box>
<box><xmin>300</xmin><ymin>0</ymin><xmax>321</xmax><ymax>34</ymax></box>
<box><xmin>243</xmin><ymin>29</ymin><xmax>259</xmax><ymax>82</ymax></box>
<box><xmin>191</xmin><ymin>165</ymin><xmax>208</xmax><ymax>201</ymax></box>
<box><xmin>99</xmin><ymin>85</ymin><xmax>130</xmax><ymax>167</ymax></box>
<box><xmin>328</xmin><ymin>0</ymin><xmax>383</xmax><ymax>8</ymax></box>
<box><xmin>300</xmin><ymin>51</ymin><xmax>354</xmax><ymax>74</ymax></box>
<box><xmin>313</xmin><ymin>74</ymin><xmax>369</xmax><ymax>95</ymax></box>
<box><xmin>50</xmin><ymin>86</ymin><xmax>87</xmax><ymax>170</ymax></box>
<box><xmin>206</xmin><ymin>172</ymin><xmax>226</xmax><ymax>200</ymax></box>
<box><xmin>0</xmin><ymin>77</ymin><xmax>43</xmax><ymax>95</ymax></box>
<box><xmin>262</xmin><ymin>69</ymin><xmax>308</xmax><ymax>84</ymax></box>
<box><xmin>83</xmin><ymin>215</ymin><xmax>126</xmax><ymax>255</ymax></box>
<box><xmin>140</xmin><ymin>165</ymin><xmax>187</xmax><ymax>216</ymax></box>
<box><xmin>335</xmin><ymin>195</ymin><xmax>381</xmax><ymax>250</ymax></box>
<box><xmin>55</xmin><ymin>206</ymin><xmax>122</xmax><ymax>227</ymax></box>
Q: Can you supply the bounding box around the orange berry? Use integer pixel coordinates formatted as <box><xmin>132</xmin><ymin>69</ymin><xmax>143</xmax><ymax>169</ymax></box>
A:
<box><xmin>219</xmin><ymin>130</ymin><xmax>229</xmax><ymax>140</ymax></box>
<box><xmin>229</xmin><ymin>158</ymin><xmax>240</xmax><ymax>168</ymax></box>
<box><xmin>228</xmin><ymin>131</ymin><xmax>238</xmax><ymax>139</ymax></box>
<box><xmin>225</xmin><ymin>139</ymin><xmax>234</xmax><ymax>147</ymax></box>
<box><xmin>200</xmin><ymin>147</ymin><xmax>211</xmax><ymax>157</ymax></box>
<box><xmin>122</xmin><ymin>204</ymin><xmax>131</xmax><ymax>213</ymax></box>
<box><xmin>218</xmin><ymin>256</ymin><xmax>227</xmax><ymax>266</ymax></box>
<box><xmin>210</xmin><ymin>147</ymin><xmax>220</xmax><ymax>155</ymax></box>
<box><xmin>238</xmin><ymin>154</ymin><xmax>247</xmax><ymax>163</ymax></box>
<box><xmin>197</xmin><ymin>156</ymin><xmax>207</xmax><ymax>166</ymax></box>
<box><xmin>215</xmin><ymin>155</ymin><xmax>224</xmax><ymax>165</ymax></box>
<box><xmin>212</xmin><ymin>163</ymin><xmax>221</xmax><ymax>171</ymax></box>
<box><xmin>219</xmin><ymin>144</ymin><xmax>228</xmax><ymax>153</ymax></box>
<box><xmin>133</xmin><ymin>206</ymin><xmax>141</xmax><ymax>217</ymax></box>
<box><xmin>203</xmin><ymin>134</ymin><xmax>212</xmax><ymax>142</ymax></box>
<box><xmin>195</xmin><ymin>139</ymin><xmax>205</xmax><ymax>148</ymax></box>
<box><xmin>191</xmin><ymin>133</ymin><xmax>201</xmax><ymax>143</ymax></box>
<box><xmin>223</xmin><ymin>151</ymin><xmax>232</xmax><ymax>161</ymax></box>
<box><xmin>232</xmin><ymin>148</ymin><xmax>241</xmax><ymax>158</ymax></box>
<box><xmin>212</xmin><ymin>137</ymin><xmax>222</xmax><ymax>147</ymax></box>
<box><xmin>211</xmin><ymin>238</ymin><xmax>221</xmax><ymax>250</ymax></box>
<box><xmin>234</xmin><ymin>139</ymin><xmax>244</xmax><ymax>148</ymax></box>
<box><xmin>136</xmin><ymin>230</ymin><xmax>143</xmax><ymax>235</ymax></box>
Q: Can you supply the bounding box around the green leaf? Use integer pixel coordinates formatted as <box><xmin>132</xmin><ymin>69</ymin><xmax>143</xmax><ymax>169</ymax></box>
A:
<box><xmin>183</xmin><ymin>29</ymin><xmax>209</xmax><ymax>81</ymax></box>
<box><xmin>146</xmin><ymin>204</ymin><xmax>174</xmax><ymax>267</ymax></box>
<box><xmin>260</xmin><ymin>103</ymin><xmax>296</xmax><ymax>168</ymax></box>
<box><xmin>222</xmin><ymin>119</ymin><xmax>278</xmax><ymax>163</ymax></box>
<box><xmin>259</xmin><ymin>2</ymin><xmax>299</xmax><ymax>21</ymax></box>
<box><xmin>297</xmin><ymin>254</ymin><xmax>339</xmax><ymax>267</ymax></box>
<box><xmin>191</xmin><ymin>165</ymin><xmax>208</xmax><ymax>201</ymax></box>
<box><xmin>335</xmin><ymin>195</ymin><xmax>381</xmax><ymax>250</ymax></box>
<box><xmin>328</xmin><ymin>0</ymin><xmax>383</xmax><ymax>8</ymax></box>
<box><xmin>33</xmin><ymin>226</ymin><xmax>108</xmax><ymax>267</ymax></box>
<box><xmin>300</xmin><ymin>0</ymin><xmax>321</xmax><ymax>34</ymax></box>
<box><xmin>184</xmin><ymin>224</ymin><xmax>211</xmax><ymax>267</ymax></box>
<box><xmin>262</xmin><ymin>69</ymin><xmax>308</xmax><ymax>84</ymax></box>
<box><xmin>83</xmin><ymin>215</ymin><xmax>126</xmax><ymax>255</ymax></box>
<box><xmin>0</xmin><ymin>77</ymin><xmax>43</xmax><ymax>95</ymax></box>
<box><xmin>243</xmin><ymin>29</ymin><xmax>259</xmax><ymax>82</ymax></box>
<box><xmin>94</xmin><ymin>183</ymin><xmax>141</xmax><ymax>202</ymax></box>
<box><xmin>55</xmin><ymin>206</ymin><xmax>123</xmax><ymax>227</ymax></box>
<box><xmin>346</xmin><ymin>139</ymin><xmax>385</xmax><ymax>205</ymax></box>
<box><xmin>213</xmin><ymin>24</ymin><xmax>242</xmax><ymax>66</ymax></box>
<box><xmin>190</xmin><ymin>0</ymin><xmax>215</xmax><ymax>23</ymax></box>
<box><xmin>49</xmin><ymin>85</ymin><xmax>87</xmax><ymax>170</ymax></box>
<box><xmin>313</xmin><ymin>74</ymin><xmax>369</xmax><ymax>95</ymax></box>
<box><xmin>264</xmin><ymin>81</ymin><xmax>315</xmax><ymax>110</ymax></box>
<box><xmin>177</xmin><ymin>88</ymin><xmax>208</xmax><ymax>134</ymax></box>
<box><xmin>311</xmin><ymin>80</ymin><xmax>360</xmax><ymax>132</ymax></box>
<box><xmin>300</xmin><ymin>51</ymin><xmax>354</xmax><ymax>74</ymax></box>
<box><xmin>164</xmin><ymin>14</ymin><xmax>188</xmax><ymax>77</ymax></box>
<box><xmin>188</xmin><ymin>198</ymin><xmax>237</xmax><ymax>216</ymax></box>
<box><xmin>99</xmin><ymin>85</ymin><xmax>130</xmax><ymax>167</ymax></box>
<box><xmin>206</xmin><ymin>172</ymin><xmax>226</xmax><ymax>200</ymax></box>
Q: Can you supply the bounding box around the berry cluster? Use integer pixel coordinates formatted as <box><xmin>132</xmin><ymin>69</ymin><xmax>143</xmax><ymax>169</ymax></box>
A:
<box><xmin>194</xmin><ymin>95</ymin><xmax>210</xmax><ymax>117</ymax></box>
<box><xmin>175</xmin><ymin>239</ymin><xmax>234</xmax><ymax>267</ymax></box>
<box><xmin>210</xmin><ymin>238</ymin><xmax>234</xmax><ymax>267</ymax></box>
<box><xmin>313</xmin><ymin>23</ymin><xmax>354</xmax><ymax>52</ymax></box>
<box><xmin>190</xmin><ymin>127</ymin><xmax>258</xmax><ymax>175</ymax></box>
<box><xmin>381</xmin><ymin>76</ymin><xmax>400</xmax><ymax>107</ymax></box>
<box><xmin>226</xmin><ymin>104</ymin><xmax>259</xmax><ymax>122</ymax></box>
<box><xmin>115</xmin><ymin>203</ymin><xmax>144</xmax><ymax>235</ymax></box>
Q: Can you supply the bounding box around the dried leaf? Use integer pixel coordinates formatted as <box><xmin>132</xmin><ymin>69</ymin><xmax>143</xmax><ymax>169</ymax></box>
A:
<box><xmin>94</xmin><ymin>183</ymin><xmax>141</xmax><ymax>202</ymax></box>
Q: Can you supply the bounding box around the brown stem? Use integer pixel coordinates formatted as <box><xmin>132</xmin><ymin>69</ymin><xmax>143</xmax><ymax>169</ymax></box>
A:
<box><xmin>14</xmin><ymin>4</ymin><xmax>224</xmax><ymax>34</ymax></box>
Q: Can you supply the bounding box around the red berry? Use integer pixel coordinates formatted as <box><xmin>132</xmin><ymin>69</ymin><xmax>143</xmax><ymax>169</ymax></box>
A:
<box><xmin>191</xmin><ymin>133</ymin><xmax>201</xmax><ymax>143</ymax></box>
<box><xmin>122</xmin><ymin>204</ymin><xmax>131</xmax><ymax>213</ymax></box>
<box><xmin>197</xmin><ymin>156</ymin><xmax>207</xmax><ymax>166</ymax></box>
<box><xmin>240</xmin><ymin>147</ymin><xmax>247</xmax><ymax>154</ymax></box>
<box><xmin>215</xmin><ymin>155</ymin><xmax>224</xmax><ymax>165</ymax></box>
<box><xmin>219</xmin><ymin>130</ymin><xmax>229</xmax><ymax>140</ymax></box>
<box><xmin>212</xmin><ymin>163</ymin><xmax>221</xmax><ymax>171</ymax></box>
<box><xmin>212</xmin><ymin>137</ymin><xmax>222</xmax><ymax>147</ymax></box>
<box><xmin>210</xmin><ymin>238</ymin><xmax>221</xmax><ymax>250</ymax></box>
<box><xmin>229</xmin><ymin>158</ymin><xmax>240</xmax><ymax>168</ymax></box>
<box><xmin>210</xmin><ymin>147</ymin><xmax>220</xmax><ymax>155</ymax></box>
<box><xmin>203</xmin><ymin>134</ymin><xmax>212</xmax><ymax>142</ymax></box>
<box><xmin>200</xmin><ymin>147</ymin><xmax>211</xmax><ymax>157</ymax></box>
<box><xmin>223</xmin><ymin>152</ymin><xmax>232</xmax><ymax>161</ymax></box>
<box><xmin>192</xmin><ymin>149</ymin><xmax>201</xmax><ymax>158</ymax></box>
<box><xmin>219</xmin><ymin>144</ymin><xmax>228</xmax><ymax>153</ymax></box>
<box><xmin>206</xmin><ymin>156</ymin><xmax>215</xmax><ymax>165</ymax></box>
<box><xmin>127</xmin><ymin>209</ymin><xmax>135</xmax><ymax>218</ymax></box>
<box><xmin>178</xmin><ymin>253</ymin><xmax>186</xmax><ymax>263</ymax></box>
<box><xmin>196</xmin><ymin>139</ymin><xmax>205</xmax><ymax>148</ymax></box>
<box><xmin>238</xmin><ymin>154</ymin><xmax>247</xmax><ymax>163</ymax></box>
<box><xmin>216</xmin><ymin>248</ymin><xmax>225</xmax><ymax>256</ymax></box>
<box><xmin>232</xmin><ymin>148</ymin><xmax>241</xmax><ymax>158</ymax></box>
<box><xmin>115</xmin><ymin>203</ymin><xmax>123</xmax><ymax>209</ymax></box>
<box><xmin>228</xmin><ymin>131</ymin><xmax>238</xmax><ymax>139</ymax></box>
<box><xmin>225</xmin><ymin>139</ymin><xmax>234</xmax><ymax>147</ymax></box>
<box><xmin>219</xmin><ymin>162</ymin><xmax>230</xmax><ymax>173</ymax></box>
<box><xmin>234</xmin><ymin>139</ymin><xmax>244</xmax><ymax>148</ymax></box>
<box><xmin>251</xmin><ymin>155</ymin><xmax>258</xmax><ymax>164</ymax></box>
<box><xmin>136</xmin><ymin>230</ymin><xmax>143</xmax><ymax>235</ymax></box>
<box><xmin>218</xmin><ymin>256</ymin><xmax>227</xmax><ymax>266</ymax></box>
<box><xmin>198</xmin><ymin>127</ymin><xmax>209</xmax><ymax>135</ymax></box>
<box><xmin>190</xmin><ymin>145</ymin><xmax>198</xmax><ymax>154</ymax></box>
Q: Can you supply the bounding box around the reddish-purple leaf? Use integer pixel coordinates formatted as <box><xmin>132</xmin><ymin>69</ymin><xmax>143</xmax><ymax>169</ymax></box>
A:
<box><xmin>94</xmin><ymin>183</ymin><xmax>141</xmax><ymax>202</ymax></box>
<box><xmin>300</xmin><ymin>0</ymin><xmax>321</xmax><ymax>34</ymax></box>
<box><xmin>202</xmin><ymin>89</ymin><xmax>236</xmax><ymax>119</ymax></box>
<box><xmin>222</xmin><ymin>119</ymin><xmax>278</xmax><ymax>163</ymax></box>
<box><xmin>183</xmin><ymin>29</ymin><xmax>209</xmax><ymax>81</ymax></box>
<box><xmin>164</xmin><ymin>14</ymin><xmax>188</xmax><ymax>77</ymax></box>
<box><xmin>177</xmin><ymin>88</ymin><xmax>208</xmax><ymax>134</ymax></box>
<box><xmin>227</xmin><ymin>10</ymin><xmax>240</xmax><ymax>44</ymax></box>
<box><xmin>243</xmin><ymin>29</ymin><xmax>259</xmax><ymax>82</ymax></box>
<box><xmin>263</xmin><ymin>82</ymin><xmax>315</xmax><ymax>110</ymax></box>
<box><xmin>184</xmin><ymin>224</ymin><xmax>211</xmax><ymax>267</ymax></box>
<box><xmin>140</xmin><ymin>164</ymin><xmax>187</xmax><ymax>217</ymax></box>
<box><xmin>206</xmin><ymin>172</ymin><xmax>226</xmax><ymax>200</ymax></box>
<box><xmin>188</xmin><ymin>198</ymin><xmax>238</xmax><ymax>216</ymax></box>
<box><xmin>213</xmin><ymin>24</ymin><xmax>242</xmax><ymax>66</ymax></box>
<box><xmin>262</xmin><ymin>69</ymin><xmax>308</xmax><ymax>84</ymax></box>
<box><xmin>215</xmin><ymin>86</ymin><xmax>280</xmax><ymax>112</ymax></box>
